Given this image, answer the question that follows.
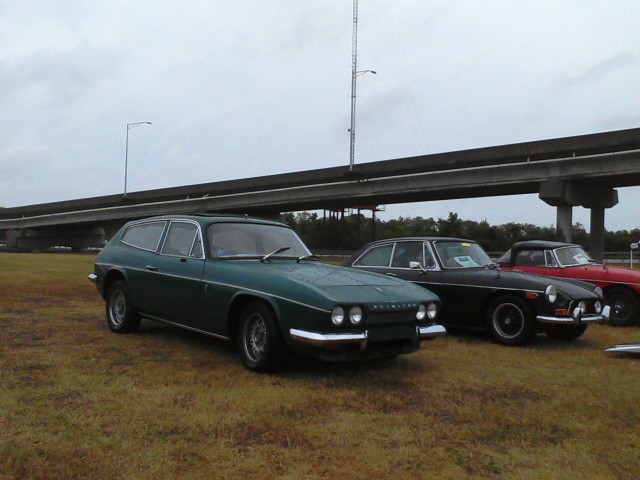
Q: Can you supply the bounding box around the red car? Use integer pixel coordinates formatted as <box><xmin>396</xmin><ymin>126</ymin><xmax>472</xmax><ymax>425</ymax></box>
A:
<box><xmin>498</xmin><ymin>241</ymin><xmax>640</xmax><ymax>327</ymax></box>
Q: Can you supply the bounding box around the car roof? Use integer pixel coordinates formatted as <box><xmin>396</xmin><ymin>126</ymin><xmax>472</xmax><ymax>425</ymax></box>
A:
<box><xmin>510</xmin><ymin>240</ymin><xmax>580</xmax><ymax>251</ymax></box>
<box><xmin>362</xmin><ymin>237</ymin><xmax>474</xmax><ymax>247</ymax></box>
<box><xmin>125</xmin><ymin>214</ymin><xmax>287</xmax><ymax>228</ymax></box>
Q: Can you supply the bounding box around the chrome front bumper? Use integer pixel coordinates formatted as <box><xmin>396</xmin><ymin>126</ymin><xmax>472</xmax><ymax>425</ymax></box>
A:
<box><xmin>537</xmin><ymin>305</ymin><xmax>610</xmax><ymax>325</ymax></box>
<box><xmin>290</xmin><ymin>324</ymin><xmax>446</xmax><ymax>348</ymax></box>
<box><xmin>88</xmin><ymin>273</ymin><xmax>98</xmax><ymax>284</ymax></box>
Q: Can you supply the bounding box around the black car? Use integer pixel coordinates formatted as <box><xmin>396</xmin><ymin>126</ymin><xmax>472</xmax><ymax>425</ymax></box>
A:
<box><xmin>344</xmin><ymin>237</ymin><xmax>610</xmax><ymax>345</ymax></box>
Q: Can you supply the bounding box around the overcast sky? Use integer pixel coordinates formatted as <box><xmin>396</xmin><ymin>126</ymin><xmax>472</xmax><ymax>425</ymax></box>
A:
<box><xmin>1</xmin><ymin>1</ymin><xmax>639</xmax><ymax>231</ymax></box>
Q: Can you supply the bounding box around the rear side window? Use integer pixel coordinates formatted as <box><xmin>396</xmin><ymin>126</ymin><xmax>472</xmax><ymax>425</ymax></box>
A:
<box><xmin>121</xmin><ymin>221</ymin><xmax>166</xmax><ymax>251</ymax></box>
<box><xmin>161</xmin><ymin>222</ymin><xmax>199</xmax><ymax>257</ymax></box>
<box><xmin>354</xmin><ymin>244</ymin><xmax>393</xmax><ymax>267</ymax></box>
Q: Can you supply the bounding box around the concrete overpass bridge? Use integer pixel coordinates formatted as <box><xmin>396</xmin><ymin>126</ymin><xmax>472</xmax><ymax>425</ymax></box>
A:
<box><xmin>2</xmin><ymin>127</ymin><xmax>640</xmax><ymax>259</ymax></box>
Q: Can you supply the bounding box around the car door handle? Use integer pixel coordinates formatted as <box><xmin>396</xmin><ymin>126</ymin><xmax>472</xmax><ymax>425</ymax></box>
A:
<box><xmin>385</xmin><ymin>273</ymin><xmax>398</xmax><ymax>277</ymax></box>
<box><xmin>146</xmin><ymin>265</ymin><xmax>158</xmax><ymax>271</ymax></box>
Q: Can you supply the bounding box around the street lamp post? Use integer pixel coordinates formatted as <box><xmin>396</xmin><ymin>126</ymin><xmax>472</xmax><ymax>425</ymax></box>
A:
<box><xmin>124</xmin><ymin>121</ymin><xmax>152</xmax><ymax>197</ymax></box>
<box><xmin>348</xmin><ymin>0</ymin><xmax>375</xmax><ymax>171</ymax></box>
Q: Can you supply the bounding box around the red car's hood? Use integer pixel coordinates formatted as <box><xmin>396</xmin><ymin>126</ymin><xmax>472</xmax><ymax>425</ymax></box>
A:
<box><xmin>562</xmin><ymin>263</ymin><xmax>640</xmax><ymax>285</ymax></box>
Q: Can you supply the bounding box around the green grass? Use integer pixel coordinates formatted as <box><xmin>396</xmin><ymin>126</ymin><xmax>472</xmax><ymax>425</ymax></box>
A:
<box><xmin>1</xmin><ymin>253</ymin><xmax>638</xmax><ymax>479</ymax></box>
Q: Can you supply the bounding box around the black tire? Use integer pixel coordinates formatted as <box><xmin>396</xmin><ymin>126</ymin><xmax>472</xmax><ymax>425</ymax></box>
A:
<box><xmin>106</xmin><ymin>281</ymin><xmax>141</xmax><ymax>333</ymax></box>
<box><xmin>543</xmin><ymin>323</ymin><xmax>588</xmax><ymax>340</ymax></box>
<box><xmin>605</xmin><ymin>287</ymin><xmax>639</xmax><ymax>327</ymax></box>
<box><xmin>487</xmin><ymin>295</ymin><xmax>535</xmax><ymax>346</ymax></box>
<box><xmin>237</xmin><ymin>301</ymin><xmax>283</xmax><ymax>372</ymax></box>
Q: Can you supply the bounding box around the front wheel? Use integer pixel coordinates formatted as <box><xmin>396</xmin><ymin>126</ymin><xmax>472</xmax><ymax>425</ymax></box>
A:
<box><xmin>543</xmin><ymin>323</ymin><xmax>588</xmax><ymax>340</ymax></box>
<box><xmin>606</xmin><ymin>287</ymin><xmax>639</xmax><ymax>327</ymax></box>
<box><xmin>106</xmin><ymin>281</ymin><xmax>141</xmax><ymax>333</ymax></box>
<box><xmin>487</xmin><ymin>295</ymin><xmax>535</xmax><ymax>346</ymax></box>
<box><xmin>237</xmin><ymin>302</ymin><xmax>283</xmax><ymax>372</ymax></box>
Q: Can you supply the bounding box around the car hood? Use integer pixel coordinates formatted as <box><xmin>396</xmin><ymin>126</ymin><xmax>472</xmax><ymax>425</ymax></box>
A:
<box><xmin>561</xmin><ymin>264</ymin><xmax>640</xmax><ymax>285</ymax></box>
<box><xmin>208</xmin><ymin>260</ymin><xmax>440</xmax><ymax>307</ymax></box>
<box><xmin>450</xmin><ymin>267</ymin><xmax>599</xmax><ymax>298</ymax></box>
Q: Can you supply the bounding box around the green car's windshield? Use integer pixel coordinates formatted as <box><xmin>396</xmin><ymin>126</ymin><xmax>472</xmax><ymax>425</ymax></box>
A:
<box><xmin>554</xmin><ymin>246</ymin><xmax>596</xmax><ymax>266</ymax></box>
<box><xmin>434</xmin><ymin>240</ymin><xmax>492</xmax><ymax>269</ymax></box>
<box><xmin>207</xmin><ymin>222</ymin><xmax>312</xmax><ymax>259</ymax></box>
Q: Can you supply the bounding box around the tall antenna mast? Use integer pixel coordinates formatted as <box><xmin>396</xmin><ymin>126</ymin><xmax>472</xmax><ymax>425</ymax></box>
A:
<box><xmin>348</xmin><ymin>0</ymin><xmax>375</xmax><ymax>171</ymax></box>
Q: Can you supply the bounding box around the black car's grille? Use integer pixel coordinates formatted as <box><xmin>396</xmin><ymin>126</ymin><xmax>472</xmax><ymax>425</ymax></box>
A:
<box><xmin>366</xmin><ymin>311</ymin><xmax>417</xmax><ymax>325</ymax></box>
<box><xmin>568</xmin><ymin>299</ymin><xmax>600</xmax><ymax>314</ymax></box>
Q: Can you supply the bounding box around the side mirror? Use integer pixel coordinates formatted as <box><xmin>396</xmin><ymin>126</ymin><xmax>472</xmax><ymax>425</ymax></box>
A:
<box><xmin>409</xmin><ymin>261</ymin><xmax>427</xmax><ymax>274</ymax></box>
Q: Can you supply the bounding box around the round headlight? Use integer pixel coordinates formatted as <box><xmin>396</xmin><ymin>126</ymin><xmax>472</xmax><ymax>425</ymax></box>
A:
<box><xmin>594</xmin><ymin>286</ymin><xmax>603</xmax><ymax>298</ymax></box>
<box><xmin>578</xmin><ymin>301</ymin><xmax>587</xmax><ymax>314</ymax></box>
<box><xmin>349</xmin><ymin>306</ymin><xmax>363</xmax><ymax>325</ymax></box>
<box><xmin>545</xmin><ymin>285</ymin><xmax>557</xmax><ymax>304</ymax></box>
<box><xmin>416</xmin><ymin>304</ymin><xmax>427</xmax><ymax>320</ymax></box>
<box><xmin>594</xmin><ymin>300</ymin><xmax>602</xmax><ymax>314</ymax></box>
<box><xmin>427</xmin><ymin>303</ymin><xmax>438</xmax><ymax>320</ymax></box>
<box><xmin>331</xmin><ymin>306</ymin><xmax>345</xmax><ymax>325</ymax></box>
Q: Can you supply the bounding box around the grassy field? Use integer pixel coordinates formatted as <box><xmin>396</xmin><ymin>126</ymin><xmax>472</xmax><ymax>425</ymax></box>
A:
<box><xmin>1</xmin><ymin>253</ymin><xmax>638</xmax><ymax>479</ymax></box>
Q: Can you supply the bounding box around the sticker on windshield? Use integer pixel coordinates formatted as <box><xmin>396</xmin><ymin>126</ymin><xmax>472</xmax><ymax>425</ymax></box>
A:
<box><xmin>454</xmin><ymin>256</ymin><xmax>479</xmax><ymax>267</ymax></box>
<box><xmin>573</xmin><ymin>253</ymin><xmax>590</xmax><ymax>265</ymax></box>
<box><xmin>461</xmin><ymin>243</ymin><xmax>472</xmax><ymax>247</ymax></box>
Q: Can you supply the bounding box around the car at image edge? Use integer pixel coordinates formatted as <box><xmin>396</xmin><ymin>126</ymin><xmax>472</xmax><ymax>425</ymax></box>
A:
<box><xmin>89</xmin><ymin>214</ymin><xmax>445</xmax><ymax>372</ymax></box>
<box><xmin>343</xmin><ymin>237</ymin><xmax>609</xmax><ymax>345</ymax></box>
<box><xmin>497</xmin><ymin>240</ymin><xmax>640</xmax><ymax>326</ymax></box>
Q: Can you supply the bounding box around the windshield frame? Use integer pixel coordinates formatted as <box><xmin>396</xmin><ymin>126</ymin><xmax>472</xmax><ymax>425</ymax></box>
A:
<box><xmin>206</xmin><ymin>221</ymin><xmax>312</xmax><ymax>260</ymax></box>
<box><xmin>553</xmin><ymin>246</ymin><xmax>597</xmax><ymax>267</ymax></box>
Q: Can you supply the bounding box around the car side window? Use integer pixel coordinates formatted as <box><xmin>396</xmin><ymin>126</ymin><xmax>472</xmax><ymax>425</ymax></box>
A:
<box><xmin>190</xmin><ymin>231</ymin><xmax>203</xmax><ymax>258</ymax></box>
<box><xmin>161</xmin><ymin>222</ymin><xmax>198</xmax><ymax>257</ymax></box>
<box><xmin>515</xmin><ymin>250</ymin><xmax>545</xmax><ymax>267</ymax></box>
<box><xmin>121</xmin><ymin>221</ymin><xmax>166</xmax><ymax>251</ymax></box>
<box><xmin>354</xmin><ymin>244</ymin><xmax>393</xmax><ymax>267</ymax></box>
<box><xmin>545</xmin><ymin>250</ymin><xmax>557</xmax><ymax>267</ymax></box>
<box><xmin>423</xmin><ymin>243</ymin><xmax>437</xmax><ymax>269</ymax></box>
<box><xmin>391</xmin><ymin>241</ymin><xmax>423</xmax><ymax>268</ymax></box>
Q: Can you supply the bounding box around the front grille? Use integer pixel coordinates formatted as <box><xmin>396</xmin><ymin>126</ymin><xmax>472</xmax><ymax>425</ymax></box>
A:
<box><xmin>568</xmin><ymin>299</ymin><xmax>599</xmax><ymax>314</ymax></box>
<box><xmin>366</xmin><ymin>311</ymin><xmax>417</xmax><ymax>326</ymax></box>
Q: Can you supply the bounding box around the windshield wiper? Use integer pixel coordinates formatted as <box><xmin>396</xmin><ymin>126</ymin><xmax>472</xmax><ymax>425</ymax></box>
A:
<box><xmin>297</xmin><ymin>254</ymin><xmax>319</xmax><ymax>263</ymax></box>
<box><xmin>482</xmin><ymin>262</ymin><xmax>500</xmax><ymax>270</ymax></box>
<box><xmin>261</xmin><ymin>246</ymin><xmax>291</xmax><ymax>263</ymax></box>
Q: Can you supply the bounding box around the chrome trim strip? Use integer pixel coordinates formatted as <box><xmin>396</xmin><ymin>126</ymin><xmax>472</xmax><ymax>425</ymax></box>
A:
<box><xmin>88</xmin><ymin>273</ymin><xmax>97</xmax><ymax>284</ymax></box>
<box><xmin>289</xmin><ymin>328</ymin><xmax>367</xmax><ymax>347</ymax></box>
<box><xmin>414</xmin><ymin>280</ymin><xmax>544</xmax><ymax>294</ymax></box>
<box><xmin>142</xmin><ymin>313</ymin><xmax>230</xmax><ymax>341</ymax></box>
<box><xmin>417</xmin><ymin>324</ymin><xmax>446</xmax><ymax>339</ymax></box>
<box><xmin>94</xmin><ymin>262</ymin><xmax>331</xmax><ymax>314</ymax></box>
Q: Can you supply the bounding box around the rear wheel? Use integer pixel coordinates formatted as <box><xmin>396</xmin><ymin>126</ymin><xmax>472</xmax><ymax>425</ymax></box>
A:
<box><xmin>487</xmin><ymin>295</ymin><xmax>535</xmax><ymax>346</ymax></box>
<box><xmin>237</xmin><ymin>301</ymin><xmax>283</xmax><ymax>372</ymax></box>
<box><xmin>606</xmin><ymin>287</ymin><xmax>639</xmax><ymax>327</ymax></box>
<box><xmin>106</xmin><ymin>281</ymin><xmax>141</xmax><ymax>333</ymax></box>
<box><xmin>543</xmin><ymin>323</ymin><xmax>588</xmax><ymax>340</ymax></box>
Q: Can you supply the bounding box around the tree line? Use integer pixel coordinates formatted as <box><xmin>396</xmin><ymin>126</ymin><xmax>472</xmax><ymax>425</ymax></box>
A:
<box><xmin>283</xmin><ymin>211</ymin><xmax>640</xmax><ymax>254</ymax></box>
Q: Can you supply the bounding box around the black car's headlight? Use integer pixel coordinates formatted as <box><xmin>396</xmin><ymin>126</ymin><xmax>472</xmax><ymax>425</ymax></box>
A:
<box><xmin>331</xmin><ymin>306</ymin><xmax>345</xmax><ymax>325</ymax></box>
<box><xmin>577</xmin><ymin>301</ymin><xmax>587</xmax><ymax>314</ymax></box>
<box><xmin>594</xmin><ymin>300</ymin><xmax>603</xmax><ymax>314</ymax></box>
<box><xmin>594</xmin><ymin>286</ymin><xmax>603</xmax><ymax>297</ymax></box>
<box><xmin>545</xmin><ymin>285</ymin><xmax>557</xmax><ymax>304</ymax></box>
<box><xmin>349</xmin><ymin>306</ymin><xmax>363</xmax><ymax>325</ymax></box>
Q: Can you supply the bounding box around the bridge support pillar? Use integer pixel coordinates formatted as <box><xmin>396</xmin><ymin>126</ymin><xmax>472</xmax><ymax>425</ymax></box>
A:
<box><xmin>6</xmin><ymin>226</ymin><xmax>106</xmax><ymax>252</ymax></box>
<box><xmin>556</xmin><ymin>204</ymin><xmax>573</xmax><ymax>243</ymax></box>
<box><xmin>539</xmin><ymin>181</ymin><xmax>618</xmax><ymax>261</ymax></box>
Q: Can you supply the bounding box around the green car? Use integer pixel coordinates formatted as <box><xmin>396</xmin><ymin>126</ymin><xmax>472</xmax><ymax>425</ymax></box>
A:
<box><xmin>89</xmin><ymin>215</ymin><xmax>445</xmax><ymax>371</ymax></box>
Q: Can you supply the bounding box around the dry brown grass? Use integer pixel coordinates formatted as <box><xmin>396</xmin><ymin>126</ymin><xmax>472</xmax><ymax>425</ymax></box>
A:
<box><xmin>1</xmin><ymin>253</ymin><xmax>639</xmax><ymax>479</ymax></box>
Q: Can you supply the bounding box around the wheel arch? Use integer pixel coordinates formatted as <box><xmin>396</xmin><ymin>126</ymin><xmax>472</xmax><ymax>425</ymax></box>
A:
<box><xmin>102</xmin><ymin>269</ymin><xmax>127</xmax><ymax>300</ymax></box>
<box><xmin>226</xmin><ymin>294</ymin><xmax>281</xmax><ymax>343</ymax></box>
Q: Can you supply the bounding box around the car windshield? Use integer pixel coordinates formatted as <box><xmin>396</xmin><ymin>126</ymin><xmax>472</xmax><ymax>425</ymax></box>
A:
<box><xmin>554</xmin><ymin>246</ymin><xmax>596</xmax><ymax>266</ymax></box>
<box><xmin>434</xmin><ymin>240</ymin><xmax>493</xmax><ymax>269</ymax></box>
<box><xmin>207</xmin><ymin>222</ymin><xmax>312</xmax><ymax>259</ymax></box>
